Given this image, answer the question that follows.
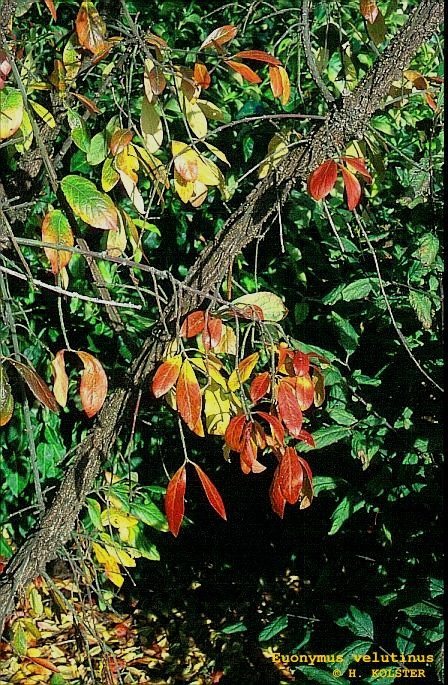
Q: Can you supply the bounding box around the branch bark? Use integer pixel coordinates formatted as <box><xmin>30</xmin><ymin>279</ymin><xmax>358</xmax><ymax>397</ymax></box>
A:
<box><xmin>0</xmin><ymin>0</ymin><xmax>443</xmax><ymax>635</ymax></box>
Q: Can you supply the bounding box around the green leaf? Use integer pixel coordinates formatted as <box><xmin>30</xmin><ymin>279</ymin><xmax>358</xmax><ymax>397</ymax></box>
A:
<box><xmin>230</xmin><ymin>291</ymin><xmax>288</xmax><ymax>322</ymax></box>
<box><xmin>11</xmin><ymin>620</ymin><xmax>28</xmax><ymax>657</ymax></box>
<box><xmin>429</xmin><ymin>578</ymin><xmax>443</xmax><ymax>599</ymax></box>
<box><xmin>85</xmin><ymin>497</ymin><xmax>103</xmax><ymax>530</ymax></box>
<box><xmin>409</xmin><ymin>291</ymin><xmax>432</xmax><ymax>329</ymax></box>
<box><xmin>0</xmin><ymin>88</ymin><xmax>23</xmax><ymax>141</ymax></box>
<box><xmin>341</xmin><ymin>278</ymin><xmax>375</xmax><ymax>302</ymax></box>
<box><xmin>298</xmin><ymin>425</ymin><xmax>352</xmax><ymax>452</ymax></box>
<box><xmin>258</xmin><ymin>615</ymin><xmax>288</xmax><ymax>642</ymax></box>
<box><xmin>327</xmin><ymin>407</ymin><xmax>357</xmax><ymax>426</ymax></box>
<box><xmin>417</xmin><ymin>233</ymin><xmax>439</xmax><ymax>268</ymax></box>
<box><xmin>129</xmin><ymin>499</ymin><xmax>169</xmax><ymax>532</ymax></box>
<box><xmin>400</xmin><ymin>602</ymin><xmax>442</xmax><ymax>618</ymax></box>
<box><xmin>328</xmin><ymin>496</ymin><xmax>364</xmax><ymax>535</ymax></box>
<box><xmin>335</xmin><ymin>606</ymin><xmax>374</xmax><ymax>640</ymax></box>
<box><xmin>61</xmin><ymin>175</ymin><xmax>118</xmax><ymax>230</ymax></box>
<box><xmin>331</xmin><ymin>312</ymin><xmax>359</xmax><ymax>355</ymax></box>
<box><xmin>336</xmin><ymin>639</ymin><xmax>372</xmax><ymax>674</ymax></box>
<box><xmin>298</xmin><ymin>666</ymin><xmax>349</xmax><ymax>684</ymax></box>
<box><xmin>0</xmin><ymin>537</ymin><xmax>13</xmax><ymax>557</ymax></box>
<box><xmin>312</xmin><ymin>476</ymin><xmax>344</xmax><ymax>495</ymax></box>
<box><xmin>0</xmin><ymin>364</ymin><xmax>14</xmax><ymax>427</ymax></box>
<box><xmin>134</xmin><ymin>529</ymin><xmax>160</xmax><ymax>560</ymax></box>
<box><xmin>87</xmin><ymin>132</ymin><xmax>108</xmax><ymax>166</ymax></box>
<box><xmin>221</xmin><ymin>621</ymin><xmax>248</xmax><ymax>634</ymax></box>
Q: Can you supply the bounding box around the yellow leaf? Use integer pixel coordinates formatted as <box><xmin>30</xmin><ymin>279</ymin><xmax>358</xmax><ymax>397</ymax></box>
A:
<box><xmin>115</xmin><ymin>145</ymin><xmax>139</xmax><ymax>183</ymax></box>
<box><xmin>101</xmin><ymin>156</ymin><xmax>120</xmax><ymax>192</ymax></box>
<box><xmin>204</xmin><ymin>381</ymin><xmax>231</xmax><ymax>436</ymax></box>
<box><xmin>258</xmin><ymin>133</ymin><xmax>289</xmax><ymax>179</ymax></box>
<box><xmin>189</xmin><ymin>357</ymin><xmax>227</xmax><ymax>389</ymax></box>
<box><xmin>15</xmin><ymin>110</ymin><xmax>33</xmax><ymax>153</ymax></box>
<box><xmin>204</xmin><ymin>141</ymin><xmax>230</xmax><ymax>165</ymax></box>
<box><xmin>174</xmin><ymin>170</ymin><xmax>194</xmax><ymax>203</ymax></box>
<box><xmin>213</xmin><ymin>324</ymin><xmax>237</xmax><ymax>355</ymax></box>
<box><xmin>196</xmin><ymin>155</ymin><xmax>222</xmax><ymax>186</ymax></box>
<box><xmin>184</xmin><ymin>98</ymin><xmax>208</xmax><ymax>138</ymax></box>
<box><xmin>228</xmin><ymin>352</ymin><xmax>259</xmax><ymax>391</ymax></box>
<box><xmin>197</xmin><ymin>99</ymin><xmax>227</xmax><ymax>122</ymax></box>
<box><xmin>190</xmin><ymin>180</ymin><xmax>208</xmax><ymax>207</ymax></box>
<box><xmin>140</xmin><ymin>96</ymin><xmax>163</xmax><ymax>153</ymax></box>
<box><xmin>29</xmin><ymin>100</ymin><xmax>56</xmax><ymax>128</ymax></box>
<box><xmin>51</xmin><ymin>350</ymin><xmax>68</xmax><ymax>407</ymax></box>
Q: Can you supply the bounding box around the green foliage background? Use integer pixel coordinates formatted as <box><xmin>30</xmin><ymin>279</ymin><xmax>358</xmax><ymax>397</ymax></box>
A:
<box><xmin>0</xmin><ymin>0</ymin><xmax>443</xmax><ymax>682</ymax></box>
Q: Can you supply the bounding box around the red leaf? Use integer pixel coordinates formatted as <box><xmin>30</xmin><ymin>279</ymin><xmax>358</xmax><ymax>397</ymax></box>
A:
<box><xmin>240</xmin><ymin>427</ymin><xmax>257</xmax><ymax>470</ymax></box>
<box><xmin>193</xmin><ymin>62</ymin><xmax>211</xmax><ymax>89</ymax></box>
<box><xmin>360</xmin><ymin>0</ymin><xmax>379</xmax><ymax>23</ymax></box>
<box><xmin>27</xmin><ymin>656</ymin><xmax>59</xmax><ymax>673</ymax></box>
<box><xmin>283</xmin><ymin>375</ymin><xmax>315</xmax><ymax>411</ymax></box>
<box><xmin>277</xmin><ymin>380</ymin><xmax>303</xmax><ymax>438</ymax></box>
<box><xmin>308</xmin><ymin>160</ymin><xmax>338</xmax><ymax>201</ymax></box>
<box><xmin>250</xmin><ymin>372</ymin><xmax>271</xmax><ymax>403</ymax></box>
<box><xmin>279</xmin><ymin>446</ymin><xmax>304</xmax><ymax>504</ymax></box>
<box><xmin>269</xmin><ymin>65</ymin><xmax>282</xmax><ymax>98</ymax></box>
<box><xmin>165</xmin><ymin>465</ymin><xmax>186</xmax><ymax>536</ymax></box>
<box><xmin>234</xmin><ymin>50</ymin><xmax>281</xmax><ymax>66</ymax></box>
<box><xmin>180</xmin><ymin>311</ymin><xmax>205</xmax><ymax>338</ymax></box>
<box><xmin>152</xmin><ymin>355</ymin><xmax>182</xmax><ymax>398</ymax></box>
<box><xmin>224</xmin><ymin>60</ymin><xmax>262</xmax><ymax>84</ymax></box>
<box><xmin>224</xmin><ymin>414</ymin><xmax>248</xmax><ymax>452</ymax></box>
<box><xmin>341</xmin><ymin>156</ymin><xmax>373</xmax><ymax>183</ymax></box>
<box><xmin>269</xmin><ymin>467</ymin><xmax>286</xmax><ymax>518</ymax></box>
<box><xmin>200</xmin><ymin>25</ymin><xmax>238</xmax><ymax>50</ymax></box>
<box><xmin>292</xmin><ymin>351</ymin><xmax>310</xmax><ymax>377</ymax></box>
<box><xmin>75</xmin><ymin>351</ymin><xmax>108</xmax><ymax>418</ymax></box>
<box><xmin>255</xmin><ymin>411</ymin><xmax>285</xmax><ymax>447</ymax></box>
<box><xmin>340</xmin><ymin>165</ymin><xmax>362</xmax><ymax>211</ymax></box>
<box><xmin>176</xmin><ymin>359</ymin><xmax>202</xmax><ymax>434</ymax></box>
<box><xmin>202</xmin><ymin>316</ymin><xmax>223</xmax><ymax>351</ymax></box>
<box><xmin>298</xmin><ymin>429</ymin><xmax>315</xmax><ymax>448</ymax></box>
<box><xmin>297</xmin><ymin>455</ymin><xmax>313</xmax><ymax>485</ymax></box>
<box><xmin>424</xmin><ymin>91</ymin><xmax>438</xmax><ymax>111</ymax></box>
<box><xmin>193</xmin><ymin>463</ymin><xmax>227</xmax><ymax>520</ymax></box>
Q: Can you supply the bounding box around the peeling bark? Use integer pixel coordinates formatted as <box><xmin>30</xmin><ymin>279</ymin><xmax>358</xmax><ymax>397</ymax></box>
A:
<box><xmin>0</xmin><ymin>0</ymin><xmax>443</xmax><ymax>636</ymax></box>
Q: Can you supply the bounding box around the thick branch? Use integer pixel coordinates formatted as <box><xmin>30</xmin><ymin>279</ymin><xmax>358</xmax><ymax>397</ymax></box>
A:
<box><xmin>0</xmin><ymin>0</ymin><xmax>443</xmax><ymax>635</ymax></box>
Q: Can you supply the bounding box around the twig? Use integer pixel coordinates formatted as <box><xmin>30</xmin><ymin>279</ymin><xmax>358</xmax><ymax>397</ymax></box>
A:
<box><xmin>301</xmin><ymin>0</ymin><xmax>335</xmax><ymax>104</ymax></box>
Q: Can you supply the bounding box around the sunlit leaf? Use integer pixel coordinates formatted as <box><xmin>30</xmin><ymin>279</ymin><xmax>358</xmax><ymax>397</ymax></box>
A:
<box><xmin>51</xmin><ymin>350</ymin><xmax>69</xmax><ymax>407</ymax></box>
<box><xmin>180</xmin><ymin>310</ymin><xmax>205</xmax><ymax>337</ymax></box>
<box><xmin>193</xmin><ymin>463</ymin><xmax>227</xmax><ymax>520</ymax></box>
<box><xmin>176</xmin><ymin>359</ymin><xmax>202</xmax><ymax>435</ymax></box>
<box><xmin>140</xmin><ymin>96</ymin><xmax>163</xmax><ymax>153</ymax></box>
<box><xmin>204</xmin><ymin>381</ymin><xmax>231</xmax><ymax>436</ymax></box>
<box><xmin>63</xmin><ymin>33</ymin><xmax>82</xmax><ymax>83</ymax></box>
<box><xmin>41</xmin><ymin>210</ymin><xmax>74</xmax><ymax>275</ymax></box>
<box><xmin>258</xmin><ymin>132</ymin><xmax>289</xmax><ymax>179</ymax></box>
<box><xmin>61</xmin><ymin>175</ymin><xmax>118</xmax><ymax>230</ymax></box>
<box><xmin>172</xmin><ymin>141</ymin><xmax>199</xmax><ymax>181</ymax></box>
<box><xmin>194</xmin><ymin>62</ymin><xmax>211</xmax><ymax>89</ymax></box>
<box><xmin>76</xmin><ymin>0</ymin><xmax>109</xmax><ymax>55</ymax></box>
<box><xmin>312</xmin><ymin>368</ymin><xmax>326</xmax><ymax>408</ymax></box>
<box><xmin>360</xmin><ymin>0</ymin><xmax>379</xmax><ymax>23</ymax></box>
<box><xmin>199</xmin><ymin>25</ymin><xmax>238</xmax><ymax>50</ymax></box>
<box><xmin>308</xmin><ymin>159</ymin><xmax>338</xmax><ymax>201</ymax></box>
<box><xmin>101</xmin><ymin>156</ymin><xmax>120</xmax><ymax>192</ymax></box>
<box><xmin>250</xmin><ymin>372</ymin><xmax>271</xmax><ymax>403</ymax></box>
<box><xmin>197</xmin><ymin>99</ymin><xmax>227</xmax><ymax>122</ymax></box>
<box><xmin>231</xmin><ymin>291</ymin><xmax>288</xmax><ymax>322</ymax></box>
<box><xmin>165</xmin><ymin>465</ymin><xmax>186</xmax><ymax>536</ymax></box>
<box><xmin>152</xmin><ymin>355</ymin><xmax>182</xmax><ymax>398</ymax></box>
<box><xmin>6</xmin><ymin>359</ymin><xmax>59</xmax><ymax>412</ymax></box>
<box><xmin>75</xmin><ymin>350</ymin><xmax>108</xmax><ymax>418</ymax></box>
<box><xmin>202</xmin><ymin>316</ymin><xmax>223</xmax><ymax>351</ymax></box>
<box><xmin>29</xmin><ymin>100</ymin><xmax>56</xmax><ymax>128</ymax></box>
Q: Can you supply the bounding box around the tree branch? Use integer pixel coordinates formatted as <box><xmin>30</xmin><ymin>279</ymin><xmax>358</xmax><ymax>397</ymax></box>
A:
<box><xmin>0</xmin><ymin>0</ymin><xmax>443</xmax><ymax>635</ymax></box>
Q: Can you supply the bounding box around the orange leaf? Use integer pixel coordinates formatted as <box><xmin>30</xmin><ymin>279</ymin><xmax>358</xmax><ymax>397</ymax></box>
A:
<box><xmin>194</xmin><ymin>62</ymin><xmax>211</xmax><ymax>89</ymax></box>
<box><xmin>360</xmin><ymin>0</ymin><xmax>379</xmax><ymax>23</ymax></box>
<box><xmin>250</xmin><ymin>372</ymin><xmax>271</xmax><ymax>403</ymax></box>
<box><xmin>42</xmin><ymin>209</ymin><xmax>74</xmax><ymax>275</ymax></box>
<box><xmin>269</xmin><ymin>66</ymin><xmax>282</xmax><ymax>98</ymax></box>
<box><xmin>225</xmin><ymin>60</ymin><xmax>262</xmax><ymax>84</ymax></box>
<box><xmin>277</xmin><ymin>380</ymin><xmax>303</xmax><ymax>438</ymax></box>
<box><xmin>341</xmin><ymin>156</ymin><xmax>372</xmax><ymax>183</ymax></box>
<box><xmin>43</xmin><ymin>0</ymin><xmax>57</xmax><ymax>20</ymax></box>
<box><xmin>234</xmin><ymin>50</ymin><xmax>281</xmax><ymax>66</ymax></box>
<box><xmin>199</xmin><ymin>25</ymin><xmax>238</xmax><ymax>50</ymax></box>
<box><xmin>75</xmin><ymin>1</ymin><xmax>108</xmax><ymax>55</ymax></box>
<box><xmin>180</xmin><ymin>310</ymin><xmax>205</xmax><ymax>338</ymax></box>
<box><xmin>340</xmin><ymin>165</ymin><xmax>362</xmax><ymax>210</ymax></box>
<box><xmin>72</xmin><ymin>92</ymin><xmax>101</xmax><ymax>114</ymax></box>
<box><xmin>51</xmin><ymin>350</ymin><xmax>69</xmax><ymax>407</ymax></box>
<box><xmin>270</xmin><ymin>467</ymin><xmax>286</xmax><ymax>518</ymax></box>
<box><xmin>75</xmin><ymin>351</ymin><xmax>107</xmax><ymax>418</ymax></box>
<box><xmin>279</xmin><ymin>446</ymin><xmax>303</xmax><ymax>504</ymax></box>
<box><xmin>255</xmin><ymin>411</ymin><xmax>285</xmax><ymax>447</ymax></box>
<box><xmin>193</xmin><ymin>463</ymin><xmax>227</xmax><ymax>520</ymax></box>
<box><xmin>424</xmin><ymin>91</ymin><xmax>438</xmax><ymax>111</ymax></box>
<box><xmin>308</xmin><ymin>159</ymin><xmax>338</xmax><ymax>201</ymax></box>
<box><xmin>176</xmin><ymin>359</ymin><xmax>202</xmax><ymax>434</ymax></box>
<box><xmin>224</xmin><ymin>414</ymin><xmax>248</xmax><ymax>452</ymax></box>
<box><xmin>6</xmin><ymin>359</ymin><xmax>59</xmax><ymax>412</ymax></box>
<box><xmin>152</xmin><ymin>355</ymin><xmax>182</xmax><ymax>398</ymax></box>
<box><xmin>27</xmin><ymin>656</ymin><xmax>59</xmax><ymax>673</ymax></box>
<box><xmin>283</xmin><ymin>375</ymin><xmax>314</xmax><ymax>411</ymax></box>
<box><xmin>202</xmin><ymin>316</ymin><xmax>223</xmax><ymax>351</ymax></box>
<box><xmin>165</xmin><ymin>465</ymin><xmax>186</xmax><ymax>536</ymax></box>
<box><xmin>278</xmin><ymin>66</ymin><xmax>290</xmax><ymax>105</ymax></box>
<box><xmin>110</xmin><ymin>128</ymin><xmax>133</xmax><ymax>156</ymax></box>
<box><xmin>292</xmin><ymin>351</ymin><xmax>310</xmax><ymax>377</ymax></box>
